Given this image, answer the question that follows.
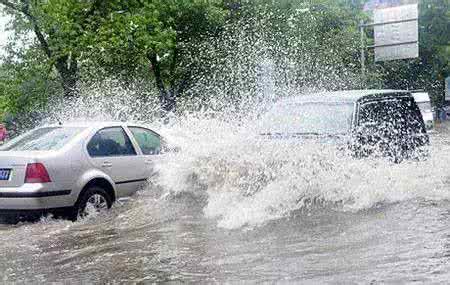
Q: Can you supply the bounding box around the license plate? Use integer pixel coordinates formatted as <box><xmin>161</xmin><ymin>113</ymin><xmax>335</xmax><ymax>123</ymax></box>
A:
<box><xmin>0</xmin><ymin>169</ymin><xmax>11</xmax><ymax>181</ymax></box>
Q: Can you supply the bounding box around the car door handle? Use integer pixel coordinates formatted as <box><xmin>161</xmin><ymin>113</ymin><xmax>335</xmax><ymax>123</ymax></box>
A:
<box><xmin>102</xmin><ymin>161</ymin><xmax>113</xmax><ymax>168</ymax></box>
<box><xmin>145</xmin><ymin>160</ymin><xmax>153</xmax><ymax>165</ymax></box>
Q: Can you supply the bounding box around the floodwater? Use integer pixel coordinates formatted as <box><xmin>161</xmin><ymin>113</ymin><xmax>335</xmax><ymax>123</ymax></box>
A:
<box><xmin>1</xmin><ymin>120</ymin><xmax>450</xmax><ymax>283</ymax></box>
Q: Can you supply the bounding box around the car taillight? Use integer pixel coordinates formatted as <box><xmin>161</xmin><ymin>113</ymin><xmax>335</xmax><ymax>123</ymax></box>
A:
<box><xmin>25</xmin><ymin>163</ymin><xmax>51</xmax><ymax>183</ymax></box>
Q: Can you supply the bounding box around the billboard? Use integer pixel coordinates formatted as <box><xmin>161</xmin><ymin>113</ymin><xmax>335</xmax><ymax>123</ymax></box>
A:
<box><xmin>373</xmin><ymin>4</ymin><xmax>419</xmax><ymax>62</ymax></box>
<box><xmin>364</xmin><ymin>0</ymin><xmax>417</xmax><ymax>11</ymax></box>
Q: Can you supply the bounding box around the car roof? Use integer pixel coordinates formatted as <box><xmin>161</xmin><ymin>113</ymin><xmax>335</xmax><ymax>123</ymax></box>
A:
<box><xmin>41</xmin><ymin>121</ymin><xmax>151</xmax><ymax>129</ymax></box>
<box><xmin>279</xmin><ymin>89</ymin><xmax>411</xmax><ymax>104</ymax></box>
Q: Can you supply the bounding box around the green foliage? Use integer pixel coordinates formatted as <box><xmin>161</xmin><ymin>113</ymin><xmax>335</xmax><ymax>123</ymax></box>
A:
<box><xmin>0</xmin><ymin>47</ymin><xmax>61</xmax><ymax>120</ymax></box>
<box><xmin>0</xmin><ymin>0</ymin><xmax>448</xmax><ymax>117</ymax></box>
<box><xmin>0</xmin><ymin>0</ymin><xmax>229</xmax><ymax>113</ymax></box>
<box><xmin>203</xmin><ymin>0</ymin><xmax>366</xmax><ymax>95</ymax></box>
<box><xmin>75</xmin><ymin>0</ymin><xmax>229</xmax><ymax>85</ymax></box>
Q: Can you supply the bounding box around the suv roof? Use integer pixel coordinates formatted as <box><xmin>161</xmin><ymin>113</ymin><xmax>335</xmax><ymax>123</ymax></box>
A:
<box><xmin>281</xmin><ymin>89</ymin><xmax>411</xmax><ymax>104</ymax></box>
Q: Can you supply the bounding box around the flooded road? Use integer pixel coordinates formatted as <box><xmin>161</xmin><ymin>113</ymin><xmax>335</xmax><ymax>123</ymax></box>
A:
<box><xmin>1</xmin><ymin>121</ymin><xmax>450</xmax><ymax>283</ymax></box>
<box><xmin>1</xmin><ymin>196</ymin><xmax>450</xmax><ymax>283</ymax></box>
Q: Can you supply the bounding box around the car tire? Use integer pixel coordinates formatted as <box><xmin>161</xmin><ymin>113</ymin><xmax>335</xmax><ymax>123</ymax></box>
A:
<box><xmin>71</xmin><ymin>186</ymin><xmax>113</xmax><ymax>221</ymax></box>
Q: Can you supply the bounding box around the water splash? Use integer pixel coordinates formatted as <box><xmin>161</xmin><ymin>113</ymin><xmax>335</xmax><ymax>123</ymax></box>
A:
<box><xmin>19</xmin><ymin>8</ymin><xmax>449</xmax><ymax>230</ymax></box>
<box><xmin>154</xmin><ymin>114</ymin><xmax>450</xmax><ymax>229</ymax></box>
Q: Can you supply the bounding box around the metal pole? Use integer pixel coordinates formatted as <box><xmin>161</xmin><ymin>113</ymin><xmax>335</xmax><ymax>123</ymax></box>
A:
<box><xmin>360</xmin><ymin>20</ymin><xmax>366</xmax><ymax>86</ymax></box>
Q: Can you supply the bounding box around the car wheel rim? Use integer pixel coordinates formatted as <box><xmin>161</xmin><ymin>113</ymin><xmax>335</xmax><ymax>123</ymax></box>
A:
<box><xmin>86</xmin><ymin>194</ymin><xmax>108</xmax><ymax>211</ymax></box>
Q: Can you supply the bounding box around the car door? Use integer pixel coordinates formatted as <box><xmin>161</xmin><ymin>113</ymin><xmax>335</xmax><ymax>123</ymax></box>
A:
<box><xmin>87</xmin><ymin>127</ymin><xmax>147</xmax><ymax>198</ymax></box>
<box><xmin>127</xmin><ymin>126</ymin><xmax>163</xmax><ymax>179</ymax></box>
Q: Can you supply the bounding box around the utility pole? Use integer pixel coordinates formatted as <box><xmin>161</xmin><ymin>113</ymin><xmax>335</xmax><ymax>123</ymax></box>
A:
<box><xmin>359</xmin><ymin>20</ymin><xmax>366</xmax><ymax>87</ymax></box>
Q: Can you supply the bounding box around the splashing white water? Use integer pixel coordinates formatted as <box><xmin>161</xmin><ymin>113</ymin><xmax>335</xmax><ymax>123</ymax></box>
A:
<box><xmin>21</xmin><ymin>6</ymin><xmax>447</xmax><ymax>230</ymax></box>
<box><xmin>30</xmin><ymin>78</ymin><xmax>450</xmax><ymax>230</ymax></box>
<box><xmin>151</xmin><ymin>110</ymin><xmax>450</xmax><ymax>229</ymax></box>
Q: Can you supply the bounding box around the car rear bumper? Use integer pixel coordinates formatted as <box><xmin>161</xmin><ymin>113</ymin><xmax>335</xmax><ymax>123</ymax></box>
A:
<box><xmin>0</xmin><ymin>184</ymin><xmax>73</xmax><ymax>210</ymax></box>
<box><xmin>0</xmin><ymin>207</ymin><xmax>74</xmax><ymax>223</ymax></box>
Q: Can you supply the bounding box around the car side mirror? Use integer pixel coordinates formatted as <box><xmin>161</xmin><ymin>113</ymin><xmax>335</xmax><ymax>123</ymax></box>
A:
<box><xmin>161</xmin><ymin>144</ymin><xmax>181</xmax><ymax>154</ymax></box>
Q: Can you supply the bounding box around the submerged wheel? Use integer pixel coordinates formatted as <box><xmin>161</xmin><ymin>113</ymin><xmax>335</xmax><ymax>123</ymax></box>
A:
<box><xmin>72</xmin><ymin>186</ymin><xmax>113</xmax><ymax>220</ymax></box>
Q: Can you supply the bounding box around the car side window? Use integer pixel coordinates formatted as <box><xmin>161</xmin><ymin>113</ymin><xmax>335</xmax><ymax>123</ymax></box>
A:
<box><xmin>129</xmin><ymin>127</ymin><xmax>161</xmax><ymax>155</ymax></box>
<box><xmin>87</xmin><ymin>127</ymin><xmax>137</xmax><ymax>157</ymax></box>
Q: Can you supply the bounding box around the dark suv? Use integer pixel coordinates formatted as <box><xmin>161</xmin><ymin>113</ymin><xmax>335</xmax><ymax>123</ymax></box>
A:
<box><xmin>260</xmin><ymin>90</ymin><xmax>429</xmax><ymax>162</ymax></box>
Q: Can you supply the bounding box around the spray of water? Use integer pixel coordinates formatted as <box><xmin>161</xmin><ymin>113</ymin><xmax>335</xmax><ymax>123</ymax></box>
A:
<box><xmin>23</xmin><ymin>8</ymin><xmax>450</xmax><ymax>230</ymax></box>
<box><xmin>31</xmin><ymin>83</ymin><xmax>450</xmax><ymax>230</ymax></box>
<box><xmin>152</xmin><ymin>112</ymin><xmax>450</xmax><ymax>229</ymax></box>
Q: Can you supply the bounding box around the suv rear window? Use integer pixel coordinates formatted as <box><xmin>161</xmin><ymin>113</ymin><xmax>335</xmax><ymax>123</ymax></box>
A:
<box><xmin>0</xmin><ymin>127</ymin><xmax>85</xmax><ymax>151</ymax></box>
<box><xmin>358</xmin><ymin>98</ymin><xmax>425</xmax><ymax>134</ymax></box>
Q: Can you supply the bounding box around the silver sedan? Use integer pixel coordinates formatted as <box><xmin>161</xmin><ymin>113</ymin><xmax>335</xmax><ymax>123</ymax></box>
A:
<box><xmin>0</xmin><ymin>122</ymin><xmax>165</xmax><ymax>220</ymax></box>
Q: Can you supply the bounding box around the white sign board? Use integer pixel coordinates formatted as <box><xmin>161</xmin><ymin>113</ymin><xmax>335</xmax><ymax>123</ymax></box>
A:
<box><xmin>374</xmin><ymin>4</ymin><xmax>419</xmax><ymax>62</ymax></box>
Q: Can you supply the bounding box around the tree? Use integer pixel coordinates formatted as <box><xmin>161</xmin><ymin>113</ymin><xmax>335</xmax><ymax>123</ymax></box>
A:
<box><xmin>76</xmin><ymin>0</ymin><xmax>229</xmax><ymax>113</ymax></box>
<box><xmin>193</xmin><ymin>0</ymin><xmax>366</xmax><ymax>103</ymax></box>
<box><xmin>0</xmin><ymin>0</ymin><xmax>81</xmax><ymax>98</ymax></box>
<box><xmin>0</xmin><ymin>45</ymin><xmax>62</xmax><ymax>133</ymax></box>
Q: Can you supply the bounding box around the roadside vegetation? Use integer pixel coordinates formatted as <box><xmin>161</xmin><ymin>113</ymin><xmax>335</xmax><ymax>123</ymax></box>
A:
<box><xmin>0</xmin><ymin>0</ymin><xmax>448</xmax><ymax>129</ymax></box>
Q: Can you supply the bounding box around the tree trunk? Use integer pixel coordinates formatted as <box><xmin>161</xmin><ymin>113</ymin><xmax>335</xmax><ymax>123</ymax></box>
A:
<box><xmin>148</xmin><ymin>53</ymin><xmax>176</xmax><ymax>114</ymax></box>
<box><xmin>55</xmin><ymin>56</ymin><xmax>79</xmax><ymax>98</ymax></box>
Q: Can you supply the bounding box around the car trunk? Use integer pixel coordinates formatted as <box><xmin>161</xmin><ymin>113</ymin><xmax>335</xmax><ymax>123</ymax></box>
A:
<box><xmin>0</xmin><ymin>152</ymin><xmax>39</xmax><ymax>187</ymax></box>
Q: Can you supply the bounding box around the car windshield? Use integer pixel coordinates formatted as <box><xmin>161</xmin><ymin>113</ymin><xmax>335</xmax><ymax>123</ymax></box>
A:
<box><xmin>0</xmin><ymin>127</ymin><xmax>85</xmax><ymax>151</ymax></box>
<box><xmin>260</xmin><ymin>102</ymin><xmax>354</xmax><ymax>135</ymax></box>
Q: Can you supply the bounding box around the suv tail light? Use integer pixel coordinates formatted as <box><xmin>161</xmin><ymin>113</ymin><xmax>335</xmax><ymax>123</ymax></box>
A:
<box><xmin>25</xmin><ymin>163</ymin><xmax>51</xmax><ymax>183</ymax></box>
